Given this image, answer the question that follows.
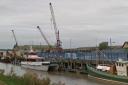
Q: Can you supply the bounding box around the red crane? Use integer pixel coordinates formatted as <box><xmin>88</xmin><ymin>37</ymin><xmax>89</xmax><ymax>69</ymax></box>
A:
<box><xmin>49</xmin><ymin>2</ymin><xmax>62</xmax><ymax>49</ymax></box>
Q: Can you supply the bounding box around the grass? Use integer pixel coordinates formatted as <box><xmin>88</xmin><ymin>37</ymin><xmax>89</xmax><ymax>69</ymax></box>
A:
<box><xmin>0</xmin><ymin>72</ymin><xmax>65</xmax><ymax>85</ymax></box>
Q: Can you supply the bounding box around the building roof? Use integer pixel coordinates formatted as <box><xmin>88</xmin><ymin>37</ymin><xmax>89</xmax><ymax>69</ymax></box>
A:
<box><xmin>122</xmin><ymin>41</ymin><xmax>128</xmax><ymax>49</ymax></box>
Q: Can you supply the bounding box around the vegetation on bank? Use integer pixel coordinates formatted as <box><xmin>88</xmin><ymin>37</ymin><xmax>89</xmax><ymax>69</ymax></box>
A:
<box><xmin>0</xmin><ymin>72</ymin><xmax>65</xmax><ymax>85</ymax></box>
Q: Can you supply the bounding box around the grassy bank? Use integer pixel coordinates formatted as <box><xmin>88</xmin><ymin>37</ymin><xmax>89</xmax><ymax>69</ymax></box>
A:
<box><xmin>0</xmin><ymin>72</ymin><xmax>65</xmax><ymax>85</ymax></box>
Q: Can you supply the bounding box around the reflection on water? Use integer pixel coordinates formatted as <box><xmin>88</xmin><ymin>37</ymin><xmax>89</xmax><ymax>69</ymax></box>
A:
<box><xmin>0</xmin><ymin>63</ymin><xmax>119</xmax><ymax>85</ymax></box>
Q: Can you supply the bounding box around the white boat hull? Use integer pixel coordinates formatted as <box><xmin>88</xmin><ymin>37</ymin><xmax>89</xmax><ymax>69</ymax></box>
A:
<box><xmin>21</xmin><ymin>62</ymin><xmax>49</xmax><ymax>71</ymax></box>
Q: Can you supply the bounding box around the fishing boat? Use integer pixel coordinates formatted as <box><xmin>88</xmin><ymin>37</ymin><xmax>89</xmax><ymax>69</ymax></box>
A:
<box><xmin>21</xmin><ymin>46</ymin><xmax>50</xmax><ymax>71</ymax></box>
<box><xmin>21</xmin><ymin>61</ymin><xmax>50</xmax><ymax>71</ymax></box>
<box><xmin>87</xmin><ymin>59</ymin><xmax>128</xmax><ymax>84</ymax></box>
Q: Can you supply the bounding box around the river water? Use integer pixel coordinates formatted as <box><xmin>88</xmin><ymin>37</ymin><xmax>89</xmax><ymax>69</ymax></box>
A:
<box><xmin>0</xmin><ymin>63</ymin><xmax>118</xmax><ymax>85</ymax></box>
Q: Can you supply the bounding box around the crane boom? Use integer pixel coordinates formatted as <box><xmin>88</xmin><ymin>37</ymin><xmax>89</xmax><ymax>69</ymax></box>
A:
<box><xmin>37</xmin><ymin>26</ymin><xmax>51</xmax><ymax>46</ymax></box>
<box><xmin>11</xmin><ymin>30</ymin><xmax>18</xmax><ymax>46</ymax></box>
<box><xmin>49</xmin><ymin>2</ymin><xmax>62</xmax><ymax>48</ymax></box>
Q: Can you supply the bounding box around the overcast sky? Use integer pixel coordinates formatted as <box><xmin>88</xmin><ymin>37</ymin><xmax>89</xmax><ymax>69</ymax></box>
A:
<box><xmin>0</xmin><ymin>0</ymin><xmax>128</xmax><ymax>49</ymax></box>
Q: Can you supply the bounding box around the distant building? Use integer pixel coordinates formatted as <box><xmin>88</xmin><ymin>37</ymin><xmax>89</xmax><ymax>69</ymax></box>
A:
<box><xmin>64</xmin><ymin>47</ymin><xmax>98</xmax><ymax>52</ymax></box>
<box><xmin>17</xmin><ymin>45</ymin><xmax>50</xmax><ymax>52</ymax></box>
<box><xmin>122</xmin><ymin>42</ymin><xmax>128</xmax><ymax>49</ymax></box>
<box><xmin>64</xmin><ymin>48</ymin><xmax>77</xmax><ymax>52</ymax></box>
<box><xmin>64</xmin><ymin>45</ymin><xmax>122</xmax><ymax>52</ymax></box>
<box><xmin>77</xmin><ymin>47</ymin><xmax>98</xmax><ymax>52</ymax></box>
<box><xmin>0</xmin><ymin>49</ymin><xmax>13</xmax><ymax>58</ymax></box>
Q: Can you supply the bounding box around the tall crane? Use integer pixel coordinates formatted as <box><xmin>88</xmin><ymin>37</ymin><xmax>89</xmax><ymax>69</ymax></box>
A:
<box><xmin>11</xmin><ymin>30</ymin><xmax>18</xmax><ymax>48</ymax></box>
<box><xmin>37</xmin><ymin>26</ymin><xmax>51</xmax><ymax>47</ymax></box>
<box><xmin>49</xmin><ymin>2</ymin><xmax>62</xmax><ymax>49</ymax></box>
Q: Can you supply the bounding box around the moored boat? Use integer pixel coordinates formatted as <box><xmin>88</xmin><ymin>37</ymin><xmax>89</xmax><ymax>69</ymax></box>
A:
<box><xmin>21</xmin><ymin>61</ymin><xmax>50</xmax><ymax>71</ymax></box>
<box><xmin>21</xmin><ymin>46</ymin><xmax>50</xmax><ymax>71</ymax></box>
<box><xmin>87</xmin><ymin>59</ymin><xmax>128</xmax><ymax>84</ymax></box>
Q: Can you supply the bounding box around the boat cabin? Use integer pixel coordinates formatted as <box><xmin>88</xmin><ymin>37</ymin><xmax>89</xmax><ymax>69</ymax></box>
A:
<box><xmin>96</xmin><ymin>64</ymin><xmax>110</xmax><ymax>71</ymax></box>
<box><xmin>115</xmin><ymin>59</ymin><xmax>128</xmax><ymax>76</ymax></box>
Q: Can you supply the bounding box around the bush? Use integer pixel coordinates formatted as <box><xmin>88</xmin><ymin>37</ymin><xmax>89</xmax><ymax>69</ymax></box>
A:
<box><xmin>0</xmin><ymin>71</ymin><xmax>65</xmax><ymax>85</ymax></box>
<box><xmin>21</xmin><ymin>72</ymin><xmax>50</xmax><ymax>85</ymax></box>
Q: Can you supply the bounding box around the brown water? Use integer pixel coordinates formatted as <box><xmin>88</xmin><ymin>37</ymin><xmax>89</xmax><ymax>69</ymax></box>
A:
<box><xmin>0</xmin><ymin>63</ymin><xmax>120</xmax><ymax>85</ymax></box>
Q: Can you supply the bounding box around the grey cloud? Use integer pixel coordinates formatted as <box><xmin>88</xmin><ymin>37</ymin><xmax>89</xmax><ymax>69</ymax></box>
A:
<box><xmin>0</xmin><ymin>0</ymin><xmax>128</xmax><ymax>48</ymax></box>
